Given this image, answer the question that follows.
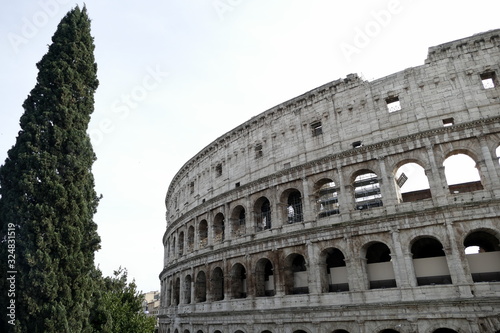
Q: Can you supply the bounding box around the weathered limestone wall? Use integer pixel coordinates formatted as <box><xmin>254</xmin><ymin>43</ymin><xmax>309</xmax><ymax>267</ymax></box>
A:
<box><xmin>159</xmin><ymin>29</ymin><xmax>500</xmax><ymax>333</ymax></box>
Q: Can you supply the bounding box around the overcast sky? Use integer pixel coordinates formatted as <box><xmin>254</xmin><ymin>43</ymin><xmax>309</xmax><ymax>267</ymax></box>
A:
<box><xmin>1</xmin><ymin>0</ymin><xmax>499</xmax><ymax>292</ymax></box>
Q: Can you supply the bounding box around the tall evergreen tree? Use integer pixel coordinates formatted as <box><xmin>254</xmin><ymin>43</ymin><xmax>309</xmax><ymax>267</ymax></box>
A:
<box><xmin>0</xmin><ymin>6</ymin><xmax>100</xmax><ymax>332</ymax></box>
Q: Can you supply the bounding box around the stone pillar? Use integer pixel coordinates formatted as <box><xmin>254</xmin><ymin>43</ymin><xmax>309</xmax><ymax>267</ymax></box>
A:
<box><xmin>335</xmin><ymin>161</ymin><xmax>351</xmax><ymax>213</ymax></box>
<box><xmin>425</xmin><ymin>144</ymin><xmax>449</xmax><ymax>204</ymax></box>
<box><xmin>442</xmin><ymin>221</ymin><xmax>474</xmax><ymax>299</ymax></box>
<box><xmin>390</xmin><ymin>228</ymin><xmax>413</xmax><ymax>289</ymax></box>
<box><xmin>378</xmin><ymin>156</ymin><xmax>398</xmax><ymax>212</ymax></box>
<box><xmin>301</xmin><ymin>177</ymin><xmax>315</xmax><ymax>223</ymax></box>
<box><xmin>479</xmin><ymin>135</ymin><xmax>500</xmax><ymax>187</ymax></box>
<box><xmin>306</xmin><ymin>241</ymin><xmax>321</xmax><ymax>294</ymax></box>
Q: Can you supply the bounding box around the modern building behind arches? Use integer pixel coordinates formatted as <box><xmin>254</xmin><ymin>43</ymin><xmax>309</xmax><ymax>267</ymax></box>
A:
<box><xmin>159</xmin><ymin>30</ymin><xmax>500</xmax><ymax>333</ymax></box>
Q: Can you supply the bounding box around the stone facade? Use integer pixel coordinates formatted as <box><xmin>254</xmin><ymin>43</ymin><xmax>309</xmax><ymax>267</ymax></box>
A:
<box><xmin>159</xmin><ymin>30</ymin><xmax>500</xmax><ymax>333</ymax></box>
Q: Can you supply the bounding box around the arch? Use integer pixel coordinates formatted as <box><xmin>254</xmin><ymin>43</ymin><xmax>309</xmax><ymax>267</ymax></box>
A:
<box><xmin>332</xmin><ymin>331</ymin><xmax>350</xmax><ymax>333</ymax></box>
<box><xmin>183</xmin><ymin>330</ymin><xmax>190</xmax><ymax>333</ymax></box>
<box><xmin>316</xmin><ymin>179</ymin><xmax>340</xmax><ymax>218</ymax></box>
<box><xmin>365</xmin><ymin>242</ymin><xmax>396</xmax><ymax>289</ymax></box>
<box><xmin>172</xmin><ymin>236</ymin><xmax>176</xmax><ymax>258</ymax></box>
<box><xmin>230</xmin><ymin>263</ymin><xmax>247</xmax><ymax>299</ymax></box>
<box><xmin>379</xmin><ymin>330</ymin><xmax>400</xmax><ymax>333</ymax></box>
<box><xmin>213</xmin><ymin>212</ymin><xmax>225</xmax><ymax>243</ymax></box>
<box><xmin>173</xmin><ymin>277</ymin><xmax>180</xmax><ymax>305</ymax></box>
<box><xmin>411</xmin><ymin>237</ymin><xmax>451</xmax><ymax>286</ymax></box>
<box><xmin>198</xmin><ymin>220</ymin><xmax>208</xmax><ymax>248</ymax></box>
<box><xmin>282</xmin><ymin>189</ymin><xmax>303</xmax><ymax>223</ymax></box>
<box><xmin>353</xmin><ymin>170</ymin><xmax>383</xmax><ymax>210</ymax></box>
<box><xmin>187</xmin><ymin>225</ymin><xmax>194</xmax><ymax>252</ymax></box>
<box><xmin>284</xmin><ymin>253</ymin><xmax>308</xmax><ymax>295</ymax></box>
<box><xmin>443</xmin><ymin>152</ymin><xmax>483</xmax><ymax>193</ymax></box>
<box><xmin>211</xmin><ymin>267</ymin><xmax>224</xmax><ymax>301</ymax></box>
<box><xmin>178</xmin><ymin>231</ymin><xmax>184</xmax><ymax>256</ymax></box>
<box><xmin>321</xmin><ymin>247</ymin><xmax>349</xmax><ymax>292</ymax></box>
<box><xmin>255</xmin><ymin>196</ymin><xmax>271</xmax><ymax>231</ymax></box>
<box><xmin>432</xmin><ymin>329</ymin><xmax>458</xmax><ymax>333</ymax></box>
<box><xmin>231</xmin><ymin>205</ymin><xmax>246</xmax><ymax>237</ymax></box>
<box><xmin>255</xmin><ymin>258</ymin><xmax>275</xmax><ymax>297</ymax></box>
<box><xmin>394</xmin><ymin>161</ymin><xmax>431</xmax><ymax>202</ymax></box>
<box><xmin>195</xmin><ymin>271</ymin><xmax>206</xmax><ymax>303</ymax></box>
<box><xmin>464</xmin><ymin>230</ymin><xmax>500</xmax><ymax>282</ymax></box>
<box><xmin>184</xmin><ymin>274</ymin><xmax>192</xmax><ymax>304</ymax></box>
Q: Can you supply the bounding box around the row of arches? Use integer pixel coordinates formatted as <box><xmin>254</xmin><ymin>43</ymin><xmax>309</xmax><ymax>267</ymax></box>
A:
<box><xmin>165</xmin><ymin>150</ymin><xmax>498</xmax><ymax>260</ymax></box>
<box><xmin>165</xmin><ymin>328</ymin><xmax>467</xmax><ymax>333</ymax></box>
<box><xmin>163</xmin><ymin>230</ymin><xmax>500</xmax><ymax>306</ymax></box>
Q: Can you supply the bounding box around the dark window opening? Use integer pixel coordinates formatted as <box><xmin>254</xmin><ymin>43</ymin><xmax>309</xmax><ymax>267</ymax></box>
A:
<box><xmin>255</xmin><ymin>143</ymin><xmax>263</xmax><ymax>159</ymax></box>
<box><xmin>235</xmin><ymin>182</ymin><xmax>240</xmax><ymax>188</ymax></box>
<box><xmin>215</xmin><ymin>164</ymin><xmax>222</xmax><ymax>177</ymax></box>
<box><xmin>352</xmin><ymin>141</ymin><xmax>363</xmax><ymax>148</ymax></box>
<box><xmin>189</xmin><ymin>181</ymin><xmax>194</xmax><ymax>194</ymax></box>
<box><xmin>311</xmin><ymin>121</ymin><xmax>323</xmax><ymax>136</ymax></box>
<box><xmin>480</xmin><ymin>71</ymin><xmax>497</xmax><ymax>89</ymax></box>
<box><xmin>442</xmin><ymin>117</ymin><xmax>454</xmax><ymax>127</ymax></box>
<box><xmin>386</xmin><ymin>96</ymin><xmax>401</xmax><ymax>112</ymax></box>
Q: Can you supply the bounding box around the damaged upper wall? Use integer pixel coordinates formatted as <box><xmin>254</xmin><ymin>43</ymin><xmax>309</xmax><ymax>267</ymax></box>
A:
<box><xmin>165</xmin><ymin>29</ymin><xmax>500</xmax><ymax>222</ymax></box>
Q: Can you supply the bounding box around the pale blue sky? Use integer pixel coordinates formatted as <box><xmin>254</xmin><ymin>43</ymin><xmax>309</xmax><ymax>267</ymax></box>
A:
<box><xmin>1</xmin><ymin>0</ymin><xmax>499</xmax><ymax>292</ymax></box>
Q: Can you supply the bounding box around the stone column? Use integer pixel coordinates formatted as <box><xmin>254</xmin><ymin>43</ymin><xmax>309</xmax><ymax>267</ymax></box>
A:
<box><xmin>479</xmin><ymin>135</ymin><xmax>500</xmax><ymax>188</ymax></box>
<box><xmin>335</xmin><ymin>161</ymin><xmax>351</xmax><ymax>213</ymax></box>
<box><xmin>444</xmin><ymin>221</ymin><xmax>474</xmax><ymax>297</ymax></box>
<box><xmin>301</xmin><ymin>177</ymin><xmax>315</xmax><ymax>223</ymax></box>
<box><xmin>390</xmin><ymin>228</ymin><xmax>413</xmax><ymax>289</ymax></box>
<box><xmin>378</xmin><ymin>156</ymin><xmax>398</xmax><ymax>212</ymax></box>
<box><xmin>306</xmin><ymin>241</ymin><xmax>321</xmax><ymax>294</ymax></box>
<box><xmin>425</xmin><ymin>143</ymin><xmax>449</xmax><ymax>204</ymax></box>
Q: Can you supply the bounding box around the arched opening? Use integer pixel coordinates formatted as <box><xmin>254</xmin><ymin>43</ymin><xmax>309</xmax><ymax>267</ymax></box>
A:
<box><xmin>322</xmin><ymin>248</ymin><xmax>349</xmax><ymax>292</ymax></box>
<box><xmin>353</xmin><ymin>171</ymin><xmax>383</xmax><ymax>210</ymax></box>
<box><xmin>230</xmin><ymin>263</ymin><xmax>247</xmax><ymax>299</ymax></box>
<box><xmin>178</xmin><ymin>232</ymin><xmax>184</xmax><ymax>256</ymax></box>
<box><xmin>379</xmin><ymin>330</ymin><xmax>400</xmax><ymax>333</ymax></box>
<box><xmin>395</xmin><ymin>162</ymin><xmax>431</xmax><ymax>202</ymax></box>
<box><xmin>432</xmin><ymin>329</ymin><xmax>458</xmax><ymax>333</ymax></box>
<box><xmin>365</xmin><ymin>242</ymin><xmax>396</xmax><ymax>289</ymax></box>
<box><xmin>286</xmin><ymin>189</ymin><xmax>303</xmax><ymax>223</ymax></box>
<box><xmin>172</xmin><ymin>237</ymin><xmax>176</xmax><ymax>258</ymax></box>
<box><xmin>195</xmin><ymin>271</ymin><xmax>206</xmax><ymax>303</ymax></box>
<box><xmin>332</xmin><ymin>330</ymin><xmax>350</xmax><ymax>333</ymax></box>
<box><xmin>184</xmin><ymin>275</ymin><xmax>192</xmax><ymax>304</ymax></box>
<box><xmin>231</xmin><ymin>205</ymin><xmax>246</xmax><ymax>237</ymax></box>
<box><xmin>198</xmin><ymin>220</ymin><xmax>208</xmax><ymax>248</ymax></box>
<box><xmin>464</xmin><ymin>230</ymin><xmax>500</xmax><ymax>282</ymax></box>
<box><xmin>255</xmin><ymin>197</ymin><xmax>271</xmax><ymax>231</ymax></box>
<box><xmin>293</xmin><ymin>331</ymin><xmax>308</xmax><ymax>333</ymax></box>
<box><xmin>211</xmin><ymin>267</ymin><xmax>224</xmax><ymax>301</ymax></box>
<box><xmin>443</xmin><ymin>153</ymin><xmax>483</xmax><ymax>193</ymax></box>
<box><xmin>412</xmin><ymin>237</ymin><xmax>451</xmax><ymax>285</ymax></box>
<box><xmin>284</xmin><ymin>254</ymin><xmax>308</xmax><ymax>295</ymax></box>
<box><xmin>255</xmin><ymin>258</ymin><xmax>275</xmax><ymax>297</ymax></box>
<box><xmin>316</xmin><ymin>180</ymin><xmax>339</xmax><ymax>218</ymax></box>
<box><xmin>213</xmin><ymin>213</ymin><xmax>225</xmax><ymax>243</ymax></box>
<box><xmin>184</xmin><ymin>329</ymin><xmax>190</xmax><ymax>333</ymax></box>
<box><xmin>173</xmin><ymin>277</ymin><xmax>180</xmax><ymax>305</ymax></box>
<box><xmin>187</xmin><ymin>225</ymin><xmax>194</xmax><ymax>252</ymax></box>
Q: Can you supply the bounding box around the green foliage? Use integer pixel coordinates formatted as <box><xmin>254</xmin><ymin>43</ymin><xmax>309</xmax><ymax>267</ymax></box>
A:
<box><xmin>90</xmin><ymin>268</ymin><xmax>156</xmax><ymax>333</ymax></box>
<box><xmin>0</xmin><ymin>6</ymin><xmax>100</xmax><ymax>332</ymax></box>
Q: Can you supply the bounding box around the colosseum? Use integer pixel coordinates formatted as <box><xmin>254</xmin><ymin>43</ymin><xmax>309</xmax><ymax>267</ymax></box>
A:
<box><xmin>158</xmin><ymin>29</ymin><xmax>500</xmax><ymax>333</ymax></box>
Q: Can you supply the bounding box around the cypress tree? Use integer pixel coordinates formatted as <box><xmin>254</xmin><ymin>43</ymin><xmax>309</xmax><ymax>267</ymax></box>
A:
<box><xmin>0</xmin><ymin>6</ymin><xmax>100</xmax><ymax>332</ymax></box>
